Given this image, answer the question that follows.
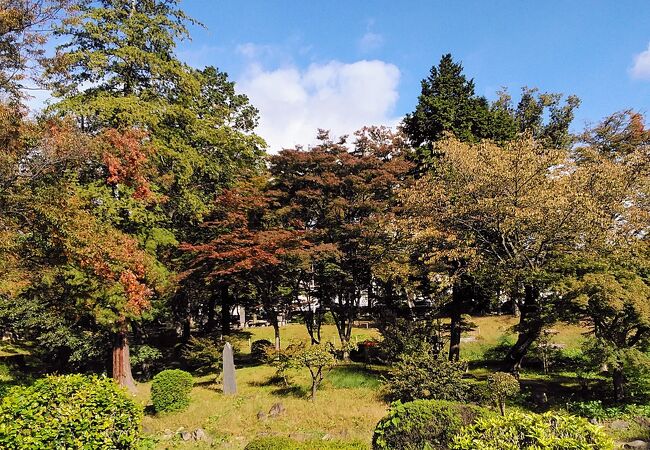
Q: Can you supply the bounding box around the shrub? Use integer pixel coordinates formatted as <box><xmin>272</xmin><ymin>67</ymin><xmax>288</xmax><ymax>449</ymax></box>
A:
<box><xmin>130</xmin><ymin>345</ymin><xmax>162</xmax><ymax>380</ymax></box>
<box><xmin>486</xmin><ymin>371</ymin><xmax>520</xmax><ymax>415</ymax></box>
<box><xmin>0</xmin><ymin>374</ymin><xmax>143</xmax><ymax>449</ymax></box>
<box><xmin>384</xmin><ymin>351</ymin><xmax>468</xmax><ymax>402</ymax></box>
<box><xmin>151</xmin><ymin>369</ymin><xmax>193</xmax><ymax>413</ymax></box>
<box><xmin>451</xmin><ymin>411</ymin><xmax>614</xmax><ymax>450</ymax></box>
<box><xmin>182</xmin><ymin>336</ymin><xmax>222</xmax><ymax>371</ymax></box>
<box><xmin>377</xmin><ymin>318</ymin><xmax>445</xmax><ymax>363</ymax></box>
<box><xmin>266</xmin><ymin>342</ymin><xmax>303</xmax><ymax>386</ymax></box>
<box><xmin>245</xmin><ymin>436</ymin><xmax>368</xmax><ymax>449</ymax></box>
<box><xmin>251</xmin><ymin>339</ymin><xmax>273</xmax><ymax>363</ymax></box>
<box><xmin>565</xmin><ymin>400</ymin><xmax>650</xmax><ymax>420</ymax></box>
<box><xmin>372</xmin><ymin>399</ymin><xmax>489</xmax><ymax>450</ymax></box>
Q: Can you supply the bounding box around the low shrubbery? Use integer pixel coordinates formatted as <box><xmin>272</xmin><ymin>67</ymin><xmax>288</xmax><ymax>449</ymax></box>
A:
<box><xmin>151</xmin><ymin>369</ymin><xmax>193</xmax><ymax>413</ymax></box>
<box><xmin>181</xmin><ymin>336</ymin><xmax>222</xmax><ymax>372</ymax></box>
<box><xmin>251</xmin><ymin>339</ymin><xmax>273</xmax><ymax>363</ymax></box>
<box><xmin>486</xmin><ymin>371</ymin><xmax>520</xmax><ymax>415</ymax></box>
<box><xmin>565</xmin><ymin>400</ymin><xmax>650</xmax><ymax>420</ymax></box>
<box><xmin>130</xmin><ymin>344</ymin><xmax>162</xmax><ymax>380</ymax></box>
<box><xmin>372</xmin><ymin>399</ymin><xmax>489</xmax><ymax>450</ymax></box>
<box><xmin>0</xmin><ymin>374</ymin><xmax>143</xmax><ymax>449</ymax></box>
<box><xmin>451</xmin><ymin>411</ymin><xmax>614</xmax><ymax>450</ymax></box>
<box><xmin>384</xmin><ymin>350</ymin><xmax>468</xmax><ymax>402</ymax></box>
<box><xmin>245</xmin><ymin>436</ymin><xmax>368</xmax><ymax>449</ymax></box>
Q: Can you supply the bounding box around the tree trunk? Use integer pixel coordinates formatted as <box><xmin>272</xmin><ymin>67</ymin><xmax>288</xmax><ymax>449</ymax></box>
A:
<box><xmin>612</xmin><ymin>366</ymin><xmax>625</xmax><ymax>402</ymax></box>
<box><xmin>271</xmin><ymin>313</ymin><xmax>281</xmax><ymax>351</ymax></box>
<box><xmin>448</xmin><ymin>283</ymin><xmax>464</xmax><ymax>362</ymax></box>
<box><xmin>112</xmin><ymin>330</ymin><xmax>136</xmax><ymax>393</ymax></box>
<box><xmin>220</xmin><ymin>285</ymin><xmax>231</xmax><ymax>336</ymax></box>
<box><xmin>205</xmin><ymin>291</ymin><xmax>217</xmax><ymax>333</ymax></box>
<box><xmin>505</xmin><ymin>285</ymin><xmax>543</xmax><ymax>374</ymax></box>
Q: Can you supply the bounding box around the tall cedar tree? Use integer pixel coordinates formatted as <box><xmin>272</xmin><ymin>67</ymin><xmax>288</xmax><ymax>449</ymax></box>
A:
<box><xmin>180</xmin><ymin>179</ymin><xmax>309</xmax><ymax>349</ymax></box>
<box><xmin>269</xmin><ymin>127</ymin><xmax>413</xmax><ymax>352</ymax></box>
<box><xmin>0</xmin><ymin>104</ymin><xmax>164</xmax><ymax>390</ymax></box>
<box><xmin>41</xmin><ymin>0</ymin><xmax>264</xmax><ymax>384</ymax></box>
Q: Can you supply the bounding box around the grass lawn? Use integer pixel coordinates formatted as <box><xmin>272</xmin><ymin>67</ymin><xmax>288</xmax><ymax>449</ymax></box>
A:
<box><xmin>134</xmin><ymin>318</ymin><xmax>592</xmax><ymax>449</ymax></box>
<box><xmin>137</xmin><ymin>324</ymin><xmax>385</xmax><ymax>449</ymax></box>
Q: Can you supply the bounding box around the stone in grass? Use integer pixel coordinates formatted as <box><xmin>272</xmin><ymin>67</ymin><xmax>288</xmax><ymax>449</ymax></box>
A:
<box><xmin>193</xmin><ymin>428</ymin><xmax>208</xmax><ymax>441</ymax></box>
<box><xmin>257</xmin><ymin>411</ymin><xmax>267</xmax><ymax>421</ymax></box>
<box><xmin>624</xmin><ymin>441</ymin><xmax>649</xmax><ymax>450</ymax></box>
<box><xmin>268</xmin><ymin>402</ymin><xmax>285</xmax><ymax>417</ymax></box>
<box><xmin>180</xmin><ymin>430</ymin><xmax>192</xmax><ymax>441</ymax></box>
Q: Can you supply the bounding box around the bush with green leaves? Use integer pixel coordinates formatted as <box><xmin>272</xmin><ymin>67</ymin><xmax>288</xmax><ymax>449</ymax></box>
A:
<box><xmin>251</xmin><ymin>339</ymin><xmax>273</xmax><ymax>363</ymax></box>
<box><xmin>130</xmin><ymin>345</ymin><xmax>162</xmax><ymax>380</ymax></box>
<box><xmin>565</xmin><ymin>400</ymin><xmax>650</xmax><ymax>421</ymax></box>
<box><xmin>486</xmin><ymin>371</ymin><xmax>520</xmax><ymax>415</ymax></box>
<box><xmin>372</xmin><ymin>399</ymin><xmax>490</xmax><ymax>450</ymax></box>
<box><xmin>181</xmin><ymin>336</ymin><xmax>222</xmax><ymax>372</ymax></box>
<box><xmin>384</xmin><ymin>350</ymin><xmax>468</xmax><ymax>402</ymax></box>
<box><xmin>245</xmin><ymin>436</ymin><xmax>368</xmax><ymax>449</ymax></box>
<box><xmin>151</xmin><ymin>369</ymin><xmax>193</xmax><ymax>413</ymax></box>
<box><xmin>451</xmin><ymin>411</ymin><xmax>614</xmax><ymax>450</ymax></box>
<box><xmin>377</xmin><ymin>318</ymin><xmax>445</xmax><ymax>363</ymax></box>
<box><xmin>0</xmin><ymin>374</ymin><xmax>143</xmax><ymax>449</ymax></box>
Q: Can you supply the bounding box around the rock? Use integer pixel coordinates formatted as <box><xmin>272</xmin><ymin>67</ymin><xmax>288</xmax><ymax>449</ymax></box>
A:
<box><xmin>193</xmin><ymin>428</ymin><xmax>208</xmax><ymax>441</ymax></box>
<box><xmin>610</xmin><ymin>419</ymin><xmax>630</xmax><ymax>430</ymax></box>
<box><xmin>180</xmin><ymin>431</ymin><xmax>192</xmax><ymax>441</ymax></box>
<box><xmin>268</xmin><ymin>402</ymin><xmax>285</xmax><ymax>417</ymax></box>
<box><xmin>322</xmin><ymin>434</ymin><xmax>332</xmax><ymax>440</ymax></box>
<box><xmin>624</xmin><ymin>441</ymin><xmax>649</xmax><ymax>450</ymax></box>
<box><xmin>223</xmin><ymin>342</ymin><xmax>237</xmax><ymax>395</ymax></box>
<box><xmin>257</xmin><ymin>411</ymin><xmax>267</xmax><ymax>421</ymax></box>
<box><xmin>161</xmin><ymin>429</ymin><xmax>174</xmax><ymax>440</ymax></box>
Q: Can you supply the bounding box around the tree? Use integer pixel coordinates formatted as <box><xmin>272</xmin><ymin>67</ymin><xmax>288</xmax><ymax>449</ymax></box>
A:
<box><xmin>0</xmin><ymin>110</ymin><xmax>164</xmax><ymax>390</ymax></box>
<box><xmin>269</xmin><ymin>127</ymin><xmax>413</xmax><ymax>352</ymax></box>
<box><xmin>180</xmin><ymin>178</ymin><xmax>309</xmax><ymax>350</ymax></box>
<box><xmin>400</xmin><ymin>136</ymin><xmax>614</xmax><ymax>372</ymax></box>
<box><xmin>295</xmin><ymin>344</ymin><xmax>336</xmax><ymax>401</ymax></box>
<box><xmin>0</xmin><ymin>0</ymin><xmax>74</xmax><ymax>101</ymax></box>
<box><xmin>564</xmin><ymin>111</ymin><xmax>650</xmax><ymax>400</ymax></box>
<box><xmin>39</xmin><ymin>0</ymin><xmax>265</xmax><ymax>381</ymax></box>
<box><xmin>402</xmin><ymin>54</ymin><xmax>580</xmax><ymax>173</ymax></box>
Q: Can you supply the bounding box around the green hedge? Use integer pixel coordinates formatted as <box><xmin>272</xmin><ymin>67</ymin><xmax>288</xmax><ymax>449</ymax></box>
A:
<box><xmin>451</xmin><ymin>411</ymin><xmax>614</xmax><ymax>450</ymax></box>
<box><xmin>373</xmin><ymin>399</ymin><xmax>489</xmax><ymax>450</ymax></box>
<box><xmin>0</xmin><ymin>374</ymin><xmax>143</xmax><ymax>449</ymax></box>
<box><xmin>151</xmin><ymin>369</ymin><xmax>193</xmax><ymax>413</ymax></box>
<box><xmin>245</xmin><ymin>436</ymin><xmax>368</xmax><ymax>449</ymax></box>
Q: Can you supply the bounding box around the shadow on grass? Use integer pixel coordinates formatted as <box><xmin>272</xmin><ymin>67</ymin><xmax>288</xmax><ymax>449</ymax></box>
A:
<box><xmin>270</xmin><ymin>385</ymin><xmax>308</xmax><ymax>398</ymax></box>
<box><xmin>248</xmin><ymin>374</ymin><xmax>286</xmax><ymax>388</ymax></box>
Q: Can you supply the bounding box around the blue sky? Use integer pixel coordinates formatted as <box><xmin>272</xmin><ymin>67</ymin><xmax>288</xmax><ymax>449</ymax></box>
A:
<box><xmin>49</xmin><ymin>1</ymin><xmax>650</xmax><ymax>151</ymax></box>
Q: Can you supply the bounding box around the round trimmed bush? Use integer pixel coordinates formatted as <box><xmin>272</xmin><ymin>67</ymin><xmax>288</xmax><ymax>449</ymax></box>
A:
<box><xmin>372</xmin><ymin>399</ymin><xmax>490</xmax><ymax>450</ymax></box>
<box><xmin>151</xmin><ymin>369</ymin><xmax>193</xmax><ymax>413</ymax></box>
<box><xmin>451</xmin><ymin>411</ymin><xmax>614</xmax><ymax>450</ymax></box>
<box><xmin>0</xmin><ymin>374</ymin><xmax>143</xmax><ymax>449</ymax></box>
<box><xmin>251</xmin><ymin>339</ymin><xmax>273</xmax><ymax>363</ymax></box>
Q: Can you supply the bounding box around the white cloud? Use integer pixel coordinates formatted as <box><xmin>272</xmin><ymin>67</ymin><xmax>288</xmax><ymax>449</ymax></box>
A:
<box><xmin>631</xmin><ymin>42</ymin><xmax>650</xmax><ymax>80</ymax></box>
<box><xmin>238</xmin><ymin>60</ymin><xmax>401</xmax><ymax>152</ymax></box>
<box><xmin>358</xmin><ymin>31</ymin><xmax>384</xmax><ymax>53</ymax></box>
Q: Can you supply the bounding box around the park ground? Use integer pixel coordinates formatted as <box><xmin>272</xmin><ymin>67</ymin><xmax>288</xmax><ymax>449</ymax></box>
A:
<box><xmin>108</xmin><ymin>316</ymin><xmax>650</xmax><ymax>449</ymax></box>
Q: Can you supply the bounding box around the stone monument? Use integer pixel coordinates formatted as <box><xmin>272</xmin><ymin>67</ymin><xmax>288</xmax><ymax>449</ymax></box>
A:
<box><xmin>222</xmin><ymin>342</ymin><xmax>237</xmax><ymax>395</ymax></box>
